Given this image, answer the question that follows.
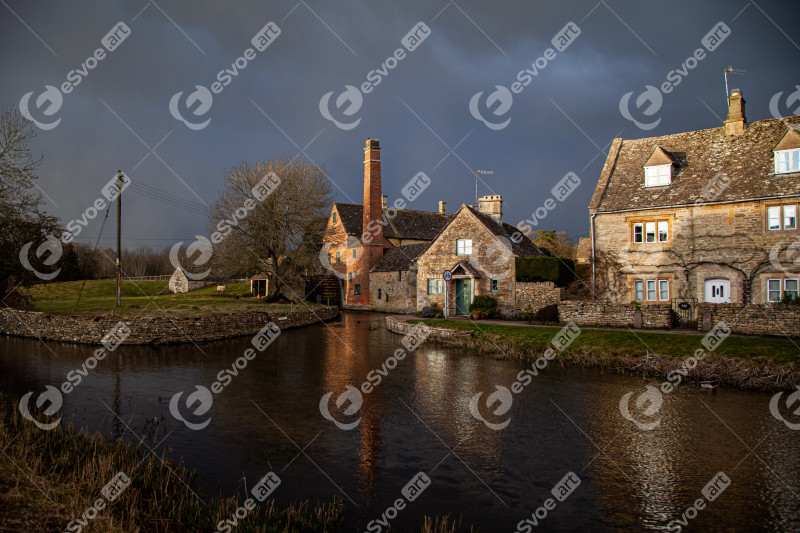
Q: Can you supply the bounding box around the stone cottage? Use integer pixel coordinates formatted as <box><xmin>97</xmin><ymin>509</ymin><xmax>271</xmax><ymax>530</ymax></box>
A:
<box><xmin>589</xmin><ymin>88</ymin><xmax>800</xmax><ymax>305</ymax></box>
<box><xmin>415</xmin><ymin>201</ymin><xmax>546</xmax><ymax>315</ymax></box>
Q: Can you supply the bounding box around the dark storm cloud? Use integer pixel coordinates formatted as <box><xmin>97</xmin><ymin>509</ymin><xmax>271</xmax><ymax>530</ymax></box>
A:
<box><xmin>2</xmin><ymin>0</ymin><xmax>799</xmax><ymax>248</ymax></box>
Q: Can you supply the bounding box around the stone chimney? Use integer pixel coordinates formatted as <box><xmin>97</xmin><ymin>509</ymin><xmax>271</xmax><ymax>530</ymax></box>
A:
<box><xmin>478</xmin><ymin>195</ymin><xmax>502</xmax><ymax>225</ymax></box>
<box><xmin>438</xmin><ymin>201</ymin><xmax>446</xmax><ymax>214</ymax></box>
<box><xmin>381</xmin><ymin>194</ymin><xmax>388</xmax><ymax>209</ymax></box>
<box><xmin>725</xmin><ymin>88</ymin><xmax>746</xmax><ymax>136</ymax></box>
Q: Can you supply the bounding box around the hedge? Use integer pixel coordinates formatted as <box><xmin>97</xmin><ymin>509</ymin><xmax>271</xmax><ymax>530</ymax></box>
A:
<box><xmin>515</xmin><ymin>256</ymin><xmax>575</xmax><ymax>286</ymax></box>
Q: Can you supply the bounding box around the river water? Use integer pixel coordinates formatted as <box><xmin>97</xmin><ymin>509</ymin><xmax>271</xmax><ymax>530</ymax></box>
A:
<box><xmin>1</xmin><ymin>312</ymin><xmax>798</xmax><ymax>532</ymax></box>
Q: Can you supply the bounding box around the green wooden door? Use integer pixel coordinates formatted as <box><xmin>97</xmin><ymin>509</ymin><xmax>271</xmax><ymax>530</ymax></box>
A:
<box><xmin>455</xmin><ymin>279</ymin><xmax>471</xmax><ymax>315</ymax></box>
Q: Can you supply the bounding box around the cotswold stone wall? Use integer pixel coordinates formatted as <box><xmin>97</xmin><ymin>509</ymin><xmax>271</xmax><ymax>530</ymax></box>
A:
<box><xmin>559</xmin><ymin>301</ymin><xmax>671</xmax><ymax>329</ymax></box>
<box><xmin>370</xmin><ymin>271</ymin><xmax>417</xmax><ymax>314</ymax></box>
<box><xmin>0</xmin><ymin>306</ymin><xmax>339</xmax><ymax>345</ymax></box>
<box><xmin>697</xmin><ymin>303</ymin><xmax>800</xmax><ymax>336</ymax></box>
<box><xmin>385</xmin><ymin>316</ymin><xmax>474</xmax><ymax>343</ymax></box>
<box><xmin>515</xmin><ymin>282</ymin><xmax>562</xmax><ymax>311</ymax></box>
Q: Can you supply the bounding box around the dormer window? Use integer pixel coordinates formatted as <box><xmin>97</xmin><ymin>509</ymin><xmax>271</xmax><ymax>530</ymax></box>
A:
<box><xmin>644</xmin><ymin>164</ymin><xmax>671</xmax><ymax>187</ymax></box>
<box><xmin>774</xmin><ymin>128</ymin><xmax>800</xmax><ymax>174</ymax></box>
<box><xmin>775</xmin><ymin>149</ymin><xmax>800</xmax><ymax>174</ymax></box>
<box><xmin>643</xmin><ymin>146</ymin><xmax>674</xmax><ymax>187</ymax></box>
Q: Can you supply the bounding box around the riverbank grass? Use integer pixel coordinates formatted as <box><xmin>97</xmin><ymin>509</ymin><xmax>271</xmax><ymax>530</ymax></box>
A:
<box><xmin>410</xmin><ymin>319</ymin><xmax>800</xmax><ymax>364</ymax></box>
<box><xmin>22</xmin><ymin>280</ymin><xmax>321</xmax><ymax>317</ymax></box>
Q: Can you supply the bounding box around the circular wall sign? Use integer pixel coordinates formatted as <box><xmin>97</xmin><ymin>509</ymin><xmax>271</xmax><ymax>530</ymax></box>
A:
<box><xmin>443</xmin><ymin>270</ymin><xmax>452</xmax><ymax>282</ymax></box>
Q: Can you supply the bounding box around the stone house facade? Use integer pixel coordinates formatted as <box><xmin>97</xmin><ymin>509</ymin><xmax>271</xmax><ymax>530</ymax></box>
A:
<box><xmin>589</xmin><ymin>89</ymin><xmax>800</xmax><ymax>305</ymax></box>
<box><xmin>415</xmin><ymin>203</ymin><xmax>545</xmax><ymax>314</ymax></box>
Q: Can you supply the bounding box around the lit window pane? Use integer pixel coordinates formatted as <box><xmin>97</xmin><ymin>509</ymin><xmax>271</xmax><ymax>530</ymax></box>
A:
<box><xmin>659</xmin><ymin>280</ymin><xmax>669</xmax><ymax>301</ymax></box>
<box><xmin>768</xmin><ymin>206</ymin><xmax>781</xmax><ymax>230</ymax></box>
<box><xmin>785</xmin><ymin>205</ymin><xmax>797</xmax><ymax>229</ymax></box>
<box><xmin>645</xmin><ymin>222</ymin><xmax>656</xmax><ymax>243</ymax></box>
<box><xmin>768</xmin><ymin>279</ymin><xmax>782</xmax><ymax>302</ymax></box>
<box><xmin>658</xmin><ymin>221</ymin><xmax>669</xmax><ymax>242</ymax></box>
<box><xmin>646</xmin><ymin>280</ymin><xmax>656</xmax><ymax>301</ymax></box>
<box><xmin>633</xmin><ymin>223</ymin><xmax>643</xmax><ymax>243</ymax></box>
<box><xmin>634</xmin><ymin>280</ymin><xmax>644</xmax><ymax>301</ymax></box>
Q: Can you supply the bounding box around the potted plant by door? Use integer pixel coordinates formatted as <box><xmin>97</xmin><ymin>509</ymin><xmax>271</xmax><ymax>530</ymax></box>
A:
<box><xmin>471</xmin><ymin>295</ymin><xmax>498</xmax><ymax>320</ymax></box>
<box><xmin>471</xmin><ymin>309</ymin><xmax>482</xmax><ymax>320</ymax></box>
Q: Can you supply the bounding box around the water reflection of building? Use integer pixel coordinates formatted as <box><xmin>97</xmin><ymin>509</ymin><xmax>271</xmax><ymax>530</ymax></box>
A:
<box><xmin>318</xmin><ymin>314</ymin><xmax>384</xmax><ymax>506</ymax></box>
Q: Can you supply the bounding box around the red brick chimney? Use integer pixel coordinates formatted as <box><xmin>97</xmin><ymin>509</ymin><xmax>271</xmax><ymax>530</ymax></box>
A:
<box><xmin>352</xmin><ymin>138</ymin><xmax>383</xmax><ymax>306</ymax></box>
<box><xmin>363</xmin><ymin>138</ymin><xmax>382</xmax><ymax>244</ymax></box>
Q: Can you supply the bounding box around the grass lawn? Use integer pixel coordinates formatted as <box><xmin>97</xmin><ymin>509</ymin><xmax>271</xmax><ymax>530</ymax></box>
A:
<box><xmin>22</xmin><ymin>280</ymin><xmax>320</xmax><ymax>317</ymax></box>
<box><xmin>410</xmin><ymin>319</ymin><xmax>800</xmax><ymax>364</ymax></box>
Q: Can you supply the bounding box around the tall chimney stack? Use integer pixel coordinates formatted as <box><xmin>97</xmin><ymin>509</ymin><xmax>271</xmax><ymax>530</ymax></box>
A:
<box><xmin>363</xmin><ymin>138</ymin><xmax>382</xmax><ymax>243</ymax></box>
<box><xmin>353</xmin><ymin>138</ymin><xmax>383</xmax><ymax>306</ymax></box>
<box><xmin>438</xmin><ymin>201</ymin><xmax>446</xmax><ymax>214</ymax></box>
<box><xmin>725</xmin><ymin>88</ymin><xmax>746</xmax><ymax>136</ymax></box>
<box><xmin>478</xmin><ymin>195</ymin><xmax>503</xmax><ymax>225</ymax></box>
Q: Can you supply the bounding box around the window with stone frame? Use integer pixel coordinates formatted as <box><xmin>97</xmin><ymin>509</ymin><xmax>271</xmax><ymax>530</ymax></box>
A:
<box><xmin>332</xmin><ymin>212</ymin><xmax>337</xmax><ymax>224</ymax></box>
<box><xmin>632</xmin><ymin>219</ymin><xmax>669</xmax><ymax>243</ymax></box>
<box><xmin>633</xmin><ymin>278</ymin><xmax>669</xmax><ymax>301</ymax></box>
<box><xmin>456</xmin><ymin>239</ymin><xmax>472</xmax><ymax>255</ymax></box>
<box><xmin>766</xmin><ymin>204</ymin><xmax>799</xmax><ymax>231</ymax></box>
<box><xmin>428</xmin><ymin>278</ymin><xmax>444</xmax><ymax>295</ymax></box>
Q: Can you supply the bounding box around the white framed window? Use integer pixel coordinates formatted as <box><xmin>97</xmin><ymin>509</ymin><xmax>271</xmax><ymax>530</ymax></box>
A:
<box><xmin>645</xmin><ymin>222</ymin><xmax>656</xmax><ymax>243</ymax></box>
<box><xmin>658</xmin><ymin>280</ymin><xmax>670</xmax><ymax>301</ymax></box>
<box><xmin>646</xmin><ymin>280</ymin><xmax>657</xmax><ymax>301</ymax></box>
<box><xmin>785</xmin><ymin>278</ymin><xmax>799</xmax><ymax>299</ymax></box>
<box><xmin>428</xmin><ymin>278</ymin><xmax>444</xmax><ymax>295</ymax></box>
<box><xmin>785</xmin><ymin>205</ymin><xmax>797</xmax><ymax>229</ymax></box>
<box><xmin>645</xmin><ymin>164</ymin><xmax>671</xmax><ymax>187</ymax></box>
<box><xmin>767</xmin><ymin>279</ymin><xmax>782</xmax><ymax>302</ymax></box>
<box><xmin>775</xmin><ymin>149</ymin><xmax>800</xmax><ymax>174</ymax></box>
<box><xmin>456</xmin><ymin>239</ymin><xmax>472</xmax><ymax>255</ymax></box>
<box><xmin>633</xmin><ymin>280</ymin><xmax>644</xmax><ymax>301</ymax></box>
<box><xmin>633</xmin><ymin>223</ymin><xmax>643</xmax><ymax>243</ymax></box>
<box><xmin>657</xmin><ymin>221</ymin><xmax>669</xmax><ymax>242</ymax></box>
<box><xmin>768</xmin><ymin>206</ymin><xmax>781</xmax><ymax>230</ymax></box>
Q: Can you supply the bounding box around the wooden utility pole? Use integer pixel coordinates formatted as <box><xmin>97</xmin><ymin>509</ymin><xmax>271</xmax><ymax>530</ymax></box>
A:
<box><xmin>116</xmin><ymin>170</ymin><xmax>122</xmax><ymax>308</ymax></box>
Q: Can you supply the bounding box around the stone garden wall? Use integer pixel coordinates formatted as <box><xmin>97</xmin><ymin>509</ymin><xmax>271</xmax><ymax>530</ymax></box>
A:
<box><xmin>514</xmin><ymin>282</ymin><xmax>562</xmax><ymax>312</ymax></box>
<box><xmin>0</xmin><ymin>306</ymin><xmax>339</xmax><ymax>345</ymax></box>
<box><xmin>697</xmin><ymin>303</ymin><xmax>800</xmax><ymax>337</ymax></box>
<box><xmin>559</xmin><ymin>301</ymin><xmax>672</xmax><ymax>329</ymax></box>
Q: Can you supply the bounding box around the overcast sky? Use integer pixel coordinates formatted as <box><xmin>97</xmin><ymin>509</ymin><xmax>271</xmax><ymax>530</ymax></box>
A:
<box><xmin>3</xmin><ymin>0</ymin><xmax>800</xmax><ymax>251</ymax></box>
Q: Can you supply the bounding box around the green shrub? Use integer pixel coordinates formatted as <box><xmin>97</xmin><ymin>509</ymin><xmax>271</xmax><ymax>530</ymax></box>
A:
<box><xmin>515</xmin><ymin>257</ymin><xmax>575</xmax><ymax>286</ymax></box>
<box><xmin>469</xmin><ymin>295</ymin><xmax>497</xmax><ymax>313</ymax></box>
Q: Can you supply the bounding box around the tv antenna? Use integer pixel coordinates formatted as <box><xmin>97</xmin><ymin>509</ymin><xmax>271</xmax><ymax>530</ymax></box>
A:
<box><xmin>724</xmin><ymin>66</ymin><xmax>746</xmax><ymax>105</ymax></box>
<box><xmin>474</xmin><ymin>169</ymin><xmax>494</xmax><ymax>206</ymax></box>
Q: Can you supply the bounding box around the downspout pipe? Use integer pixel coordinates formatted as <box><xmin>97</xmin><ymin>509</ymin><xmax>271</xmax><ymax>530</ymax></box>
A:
<box><xmin>590</xmin><ymin>213</ymin><xmax>597</xmax><ymax>299</ymax></box>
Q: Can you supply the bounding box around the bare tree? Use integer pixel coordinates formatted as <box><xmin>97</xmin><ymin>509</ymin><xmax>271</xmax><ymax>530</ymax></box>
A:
<box><xmin>0</xmin><ymin>106</ymin><xmax>60</xmax><ymax>286</ymax></box>
<box><xmin>207</xmin><ymin>158</ymin><xmax>332</xmax><ymax>300</ymax></box>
